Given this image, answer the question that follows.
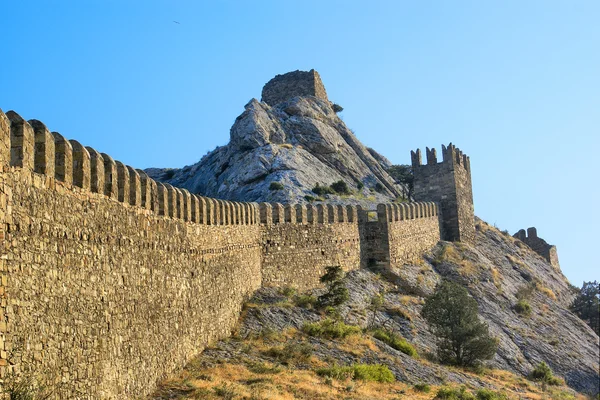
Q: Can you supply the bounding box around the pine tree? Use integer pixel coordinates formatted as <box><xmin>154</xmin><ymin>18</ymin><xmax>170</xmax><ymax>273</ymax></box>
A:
<box><xmin>317</xmin><ymin>266</ymin><xmax>349</xmax><ymax>309</ymax></box>
<box><xmin>571</xmin><ymin>281</ymin><xmax>600</xmax><ymax>335</ymax></box>
<box><xmin>422</xmin><ymin>280</ymin><xmax>498</xmax><ymax>367</ymax></box>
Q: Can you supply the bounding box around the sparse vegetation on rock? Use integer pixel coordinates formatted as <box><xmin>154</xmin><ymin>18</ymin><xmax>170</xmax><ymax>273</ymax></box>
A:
<box><xmin>302</xmin><ymin>319</ymin><xmax>360</xmax><ymax>339</ymax></box>
<box><xmin>371</xmin><ymin>328</ymin><xmax>417</xmax><ymax>357</ymax></box>
<box><xmin>514</xmin><ymin>299</ymin><xmax>532</xmax><ymax>316</ymax></box>
<box><xmin>269</xmin><ymin>181</ymin><xmax>284</xmax><ymax>191</ymax></box>
<box><xmin>330</xmin><ymin>180</ymin><xmax>350</xmax><ymax>195</ymax></box>
<box><xmin>530</xmin><ymin>361</ymin><xmax>564</xmax><ymax>387</ymax></box>
<box><xmin>311</xmin><ymin>183</ymin><xmax>335</xmax><ymax>196</ymax></box>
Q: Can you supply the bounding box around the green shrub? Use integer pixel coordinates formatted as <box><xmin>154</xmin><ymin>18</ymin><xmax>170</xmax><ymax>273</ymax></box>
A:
<box><xmin>475</xmin><ymin>388</ymin><xmax>509</xmax><ymax>399</ymax></box>
<box><xmin>530</xmin><ymin>362</ymin><xmax>563</xmax><ymax>386</ymax></box>
<box><xmin>414</xmin><ymin>383</ymin><xmax>431</xmax><ymax>392</ymax></box>
<box><xmin>312</xmin><ymin>183</ymin><xmax>335</xmax><ymax>196</ymax></box>
<box><xmin>332</xmin><ymin>103</ymin><xmax>344</xmax><ymax>113</ymax></box>
<box><xmin>374</xmin><ymin>182</ymin><xmax>385</xmax><ymax>193</ymax></box>
<box><xmin>514</xmin><ymin>299</ymin><xmax>532</xmax><ymax>316</ymax></box>
<box><xmin>434</xmin><ymin>386</ymin><xmax>476</xmax><ymax>400</ymax></box>
<box><xmin>294</xmin><ymin>294</ymin><xmax>317</xmax><ymax>308</ymax></box>
<box><xmin>356</xmin><ymin>181</ymin><xmax>364</xmax><ymax>190</ymax></box>
<box><xmin>316</xmin><ymin>365</ymin><xmax>354</xmax><ymax>380</ymax></box>
<box><xmin>371</xmin><ymin>328</ymin><xmax>417</xmax><ymax>357</ymax></box>
<box><xmin>330</xmin><ymin>180</ymin><xmax>350</xmax><ymax>195</ymax></box>
<box><xmin>265</xmin><ymin>342</ymin><xmax>313</xmax><ymax>365</ymax></box>
<box><xmin>163</xmin><ymin>169</ymin><xmax>176</xmax><ymax>180</ymax></box>
<box><xmin>304</xmin><ymin>195</ymin><xmax>316</xmax><ymax>202</ymax></box>
<box><xmin>302</xmin><ymin>319</ymin><xmax>361</xmax><ymax>339</ymax></box>
<box><xmin>278</xmin><ymin>286</ymin><xmax>297</xmax><ymax>298</ymax></box>
<box><xmin>531</xmin><ymin>361</ymin><xmax>553</xmax><ymax>382</ymax></box>
<box><xmin>269</xmin><ymin>182</ymin><xmax>284</xmax><ymax>191</ymax></box>
<box><xmin>352</xmin><ymin>364</ymin><xmax>395</xmax><ymax>382</ymax></box>
<box><xmin>316</xmin><ymin>364</ymin><xmax>394</xmax><ymax>383</ymax></box>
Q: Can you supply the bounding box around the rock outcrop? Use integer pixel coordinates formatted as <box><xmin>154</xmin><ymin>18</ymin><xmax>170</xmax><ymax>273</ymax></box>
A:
<box><xmin>147</xmin><ymin>70</ymin><xmax>403</xmax><ymax>205</ymax></box>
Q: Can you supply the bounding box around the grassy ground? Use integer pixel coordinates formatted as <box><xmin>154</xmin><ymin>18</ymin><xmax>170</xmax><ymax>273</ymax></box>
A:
<box><xmin>152</xmin><ymin>327</ymin><xmax>585</xmax><ymax>400</ymax></box>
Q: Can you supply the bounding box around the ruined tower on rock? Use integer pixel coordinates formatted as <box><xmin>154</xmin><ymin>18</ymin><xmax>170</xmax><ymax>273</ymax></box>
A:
<box><xmin>261</xmin><ymin>69</ymin><xmax>329</xmax><ymax>106</ymax></box>
<box><xmin>411</xmin><ymin>143</ymin><xmax>475</xmax><ymax>243</ymax></box>
<box><xmin>514</xmin><ymin>227</ymin><xmax>560</xmax><ymax>270</ymax></box>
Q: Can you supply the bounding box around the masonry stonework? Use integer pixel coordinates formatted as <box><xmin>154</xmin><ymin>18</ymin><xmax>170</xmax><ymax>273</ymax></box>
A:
<box><xmin>412</xmin><ymin>143</ymin><xmax>475</xmax><ymax>243</ymax></box>
<box><xmin>261</xmin><ymin>208</ymin><xmax>361</xmax><ymax>290</ymax></box>
<box><xmin>2</xmin><ymin>167</ymin><xmax>263</xmax><ymax>398</ymax></box>
<box><xmin>0</xmin><ymin>109</ymin><xmax>478</xmax><ymax>398</ymax></box>
<box><xmin>513</xmin><ymin>227</ymin><xmax>560</xmax><ymax>270</ymax></box>
<box><xmin>261</xmin><ymin>69</ymin><xmax>329</xmax><ymax>106</ymax></box>
<box><xmin>360</xmin><ymin>203</ymin><xmax>441</xmax><ymax>269</ymax></box>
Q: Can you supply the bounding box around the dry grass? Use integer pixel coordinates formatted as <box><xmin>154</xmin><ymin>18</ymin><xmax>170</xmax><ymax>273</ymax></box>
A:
<box><xmin>157</xmin><ymin>361</ymin><xmax>429</xmax><ymax>400</ymax></box>
<box><xmin>335</xmin><ymin>334</ymin><xmax>379</xmax><ymax>357</ymax></box>
<box><xmin>386</xmin><ymin>305</ymin><xmax>413</xmax><ymax>321</ymax></box>
<box><xmin>537</xmin><ymin>285</ymin><xmax>557</xmax><ymax>301</ymax></box>
<box><xmin>491</xmin><ymin>267</ymin><xmax>502</xmax><ymax>289</ymax></box>
<box><xmin>506</xmin><ymin>254</ymin><xmax>528</xmax><ymax>269</ymax></box>
<box><xmin>435</xmin><ymin>244</ymin><xmax>480</xmax><ymax>278</ymax></box>
<box><xmin>154</xmin><ymin>361</ymin><xmax>586</xmax><ymax>400</ymax></box>
<box><xmin>153</xmin><ymin>323</ymin><xmax>584</xmax><ymax>400</ymax></box>
<box><xmin>399</xmin><ymin>295</ymin><xmax>421</xmax><ymax>306</ymax></box>
<box><xmin>475</xmin><ymin>221</ymin><xmax>490</xmax><ymax>232</ymax></box>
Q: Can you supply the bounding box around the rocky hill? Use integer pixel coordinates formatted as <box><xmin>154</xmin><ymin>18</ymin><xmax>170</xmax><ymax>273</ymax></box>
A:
<box><xmin>147</xmin><ymin>70</ymin><xmax>598</xmax><ymax>399</ymax></box>
<box><xmin>146</xmin><ymin>70</ymin><xmax>404</xmax><ymax>206</ymax></box>
<box><xmin>152</xmin><ymin>220</ymin><xmax>599</xmax><ymax>399</ymax></box>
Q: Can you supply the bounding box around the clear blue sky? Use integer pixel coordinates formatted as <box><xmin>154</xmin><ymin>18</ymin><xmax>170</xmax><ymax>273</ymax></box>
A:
<box><xmin>2</xmin><ymin>1</ymin><xmax>598</xmax><ymax>285</ymax></box>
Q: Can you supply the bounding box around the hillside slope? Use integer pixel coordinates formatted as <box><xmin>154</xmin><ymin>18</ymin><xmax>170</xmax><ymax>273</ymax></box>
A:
<box><xmin>146</xmin><ymin>71</ymin><xmax>404</xmax><ymax>206</ymax></box>
<box><xmin>152</xmin><ymin>219</ymin><xmax>599</xmax><ymax>399</ymax></box>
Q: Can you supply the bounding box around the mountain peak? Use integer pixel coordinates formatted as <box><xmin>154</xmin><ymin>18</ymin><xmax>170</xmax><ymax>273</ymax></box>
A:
<box><xmin>148</xmin><ymin>72</ymin><xmax>402</xmax><ymax>205</ymax></box>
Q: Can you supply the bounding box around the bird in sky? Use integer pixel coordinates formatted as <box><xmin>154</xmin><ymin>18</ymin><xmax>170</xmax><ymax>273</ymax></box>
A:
<box><xmin>173</xmin><ymin>20</ymin><xmax>180</xmax><ymax>24</ymax></box>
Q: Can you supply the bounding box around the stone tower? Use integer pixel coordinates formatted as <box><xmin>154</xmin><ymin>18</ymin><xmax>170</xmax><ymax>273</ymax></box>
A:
<box><xmin>514</xmin><ymin>227</ymin><xmax>560</xmax><ymax>270</ymax></box>
<box><xmin>261</xmin><ymin>69</ymin><xmax>329</xmax><ymax>106</ymax></box>
<box><xmin>411</xmin><ymin>143</ymin><xmax>475</xmax><ymax>242</ymax></box>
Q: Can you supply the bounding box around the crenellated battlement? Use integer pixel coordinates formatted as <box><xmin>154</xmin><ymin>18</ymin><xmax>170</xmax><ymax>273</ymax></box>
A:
<box><xmin>0</xmin><ymin>109</ymin><xmax>456</xmax><ymax>234</ymax></box>
<box><xmin>0</xmin><ymin>109</ymin><xmax>264</xmax><ymax>227</ymax></box>
<box><xmin>411</xmin><ymin>142</ymin><xmax>471</xmax><ymax>173</ymax></box>
<box><xmin>513</xmin><ymin>227</ymin><xmax>560</xmax><ymax>270</ymax></box>
<box><xmin>376</xmin><ymin>201</ymin><xmax>439</xmax><ymax>222</ymax></box>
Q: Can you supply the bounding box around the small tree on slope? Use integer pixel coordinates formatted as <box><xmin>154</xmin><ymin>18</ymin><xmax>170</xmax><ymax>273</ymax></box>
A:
<box><xmin>571</xmin><ymin>281</ymin><xmax>600</xmax><ymax>335</ymax></box>
<box><xmin>317</xmin><ymin>266</ymin><xmax>349</xmax><ymax>309</ymax></box>
<box><xmin>422</xmin><ymin>280</ymin><xmax>498</xmax><ymax>367</ymax></box>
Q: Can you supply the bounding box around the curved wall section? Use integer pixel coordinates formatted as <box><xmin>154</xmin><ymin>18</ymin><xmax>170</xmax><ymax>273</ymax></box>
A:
<box><xmin>0</xmin><ymin>109</ymin><xmax>445</xmax><ymax>399</ymax></box>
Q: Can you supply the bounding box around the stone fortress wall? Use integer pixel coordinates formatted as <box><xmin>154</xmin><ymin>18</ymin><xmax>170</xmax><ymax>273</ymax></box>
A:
<box><xmin>0</xmin><ymin>108</ymin><xmax>472</xmax><ymax>398</ymax></box>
